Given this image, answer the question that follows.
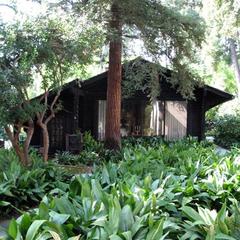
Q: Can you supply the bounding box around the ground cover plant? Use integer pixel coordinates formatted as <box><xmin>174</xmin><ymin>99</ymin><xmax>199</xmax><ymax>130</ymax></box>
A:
<box><xmin>0</xmin><ymin>149</ymin><xmax>69</xmax><ymax>219</ymax></box>
<box><xmin>2</xmin><ymin>139</ymin><xmax>240</xmax><ymax>239</ymax></box>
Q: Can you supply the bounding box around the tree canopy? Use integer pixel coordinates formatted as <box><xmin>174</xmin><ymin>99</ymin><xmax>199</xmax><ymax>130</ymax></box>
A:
<box><xmin>54</xmin><ymin>0</ymin><xmax>206</xmax><ymax>98</ymax></box>
<box><xmin>0</xmin><ymin>14</ymin><xmax>102</xmax><ymax>163</ymax></box>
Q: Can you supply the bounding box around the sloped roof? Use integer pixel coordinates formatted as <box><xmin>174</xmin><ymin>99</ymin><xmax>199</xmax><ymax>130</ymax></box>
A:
<box><xmin>35</xmin><ymin>57</ymin><xmax>234</xmax><ymax>108</ymax></box>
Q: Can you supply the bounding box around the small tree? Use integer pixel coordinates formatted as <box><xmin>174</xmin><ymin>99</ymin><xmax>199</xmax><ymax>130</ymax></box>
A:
<box><xmin>0</xmin><ymin>16</ymin><xmax>102</xmax><ymax>163</ymax></box>
<box><xmin>0</xmin><ymin>22</ymin><xmax>37</xmax><ymax>165</ymax></box>
<box><xmin>30</xmin><ymin>17</ymin><xmax>102</xmax><ymax>161</ymax></box>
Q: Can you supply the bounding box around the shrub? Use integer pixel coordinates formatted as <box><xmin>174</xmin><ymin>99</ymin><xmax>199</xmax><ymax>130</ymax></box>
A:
<box><xmin>211</xmin><ymin>114</ymin><xmax>240</xmax><ymax>148</ymax></box>
<box><xmin>82</xmin><ymin>131</ymin><xmax>104</xmax><ymax>153</ymax></box>
<box><xmin>0</xmin><ymin>148</ymin><xmax>69</xmax><ymax>218</ymax></box>
<box><xmin>55</xmin><ymin>132</ymin><xmax>105</xmax><ymax>166</ymax></box>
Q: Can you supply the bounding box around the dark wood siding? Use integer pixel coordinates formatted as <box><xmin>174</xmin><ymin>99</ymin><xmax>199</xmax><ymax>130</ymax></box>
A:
<box><xmin>187</xmin><ymin>89</ymin><xmax>204</xmax><ymax>140</ymax></box>
<box><xmin>30</xmin><ymin>62</ymin><xmax>232</xmax><ymax>153</ymax></box>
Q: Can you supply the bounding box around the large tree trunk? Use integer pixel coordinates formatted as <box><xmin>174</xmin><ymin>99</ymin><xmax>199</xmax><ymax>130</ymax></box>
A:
<box><xmin>105</xmin><ymin>2</ymin><xmax>122</xmax><ymax>150</ymax></box>
<box><xmin>229</xmin><ymin>38</ymin><xmax>240</xmax><ymax>99</ymax></box>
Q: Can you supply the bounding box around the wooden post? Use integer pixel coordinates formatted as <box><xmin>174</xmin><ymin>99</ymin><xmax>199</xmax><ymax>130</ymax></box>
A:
<box><xmin>200</xmin><ymin>88</ymin><xmax>206</xmax><ymax>141</ymax></box>
<box><xmin>73</xmin><ymin>89</ymin><xmax>80</xmax><ymax>131</ymax></box>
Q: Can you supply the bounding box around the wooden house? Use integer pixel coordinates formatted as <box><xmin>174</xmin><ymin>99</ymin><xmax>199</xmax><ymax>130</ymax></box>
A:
<box><xmin>31</xmin><ymin>59</ymin><xmax>234</xmax><ymax>153</ymax></box>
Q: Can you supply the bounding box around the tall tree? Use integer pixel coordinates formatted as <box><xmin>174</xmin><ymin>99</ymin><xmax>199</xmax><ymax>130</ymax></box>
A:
<box><xmin>52</xmin><ymin>0</ymin><xmax>205</xmax><ymax>150</ymax></box>
<box><xmin>105</xmin><ymin>2</ymin><xmax>122</xmax><ymax>149</ymax></box>
<box><xmin>206</xmin><ymin>0</ymin><xmax>240</xmax><ymax>98</ymax></box>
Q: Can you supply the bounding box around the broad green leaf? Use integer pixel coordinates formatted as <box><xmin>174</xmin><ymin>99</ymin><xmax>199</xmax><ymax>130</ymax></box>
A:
<box><xmin>39</xmin><ymin>202</ymin><xmax>49</xmax><ymax>219</ymax></box>
<box><xmin>131</xmin><ymin>216</ymin><xmax>145</xmax><ymax>236</ymax></box>
<box><xmin>68</xmin><ymin>235</ymin><xmax>81</xmax><ymax>240</ymax></box>
<box><xmin>91</xmin><ymin>179</ymin><xmax>105</xmax><ymax>203</ymax></box>
<box><xmin>217</xmin><ymin>203</ymin><xmax>227</xmax><ymax>222</ymax></box>
<box><xmin>182</xmin><ymin>206</ymin><xmax>204</xmax><ymax>223</ymax></box>
<box><xmin>119</xmin><ymin>205</ymin><xmax>134</xmax><ymax>232</ymax></box>
<box><xmin>109</xmin><ymin>234</ymin><xmax>122</xmax><ymax>240</ymax></box>
<box><xmin>122</xmin><ymin>231</ymin><xmax>132</xmax><ymax>240</ymax></box>
<box><xmin>18</xmin><ymin>213</ymin><xmax>32</xmax><ymax>233</ymax></box>
<box><xmin>25</xmin><ymin>220</ymin><xmax>46</xmax><ymax>240</ymax></box>
<box><xmin>0</xmin><ymin>201</ymin><xmax>10</xmax><ymax>206</ymax></box>
<box><xmin>81</xmin><ymin>180</ymin><xmax>91</xmax><ymax>199</ymax></box>
<box><xmin>146</xmin><ymin>219</ymin><xmax>164</xmax><ymax>240</ymax></box>
<box><xmin>8</xmin><ymin>220</ymin><xmax>18</xmax><ymax>239</ymax></box>
<box><xmin>92</xmin><ymin>216</ymin><xmax>107</xmax><ymax>227</ymax></box>
<box><xmin>49</xmin><ymin>231</ymin><xmax>61</xmax><ymax>240</ymax></box>
<box><xmin>49</xmin><ymin>211</ymin><xmax>70</xmax><ymax>225</ymax></box>
<box><xmin>54</xmin><ymin>197</ymin><xmax>76</xmax><ymax>217</ymax></box>
<box><xmin>108</xmin><ymin>197</ymin><xmax>121</xmax><ymax>233</ymax></box>
<box><xmin>215</xmin><ymin>233</ymin><xmax>236</xmax><ymax>240</ymax></box>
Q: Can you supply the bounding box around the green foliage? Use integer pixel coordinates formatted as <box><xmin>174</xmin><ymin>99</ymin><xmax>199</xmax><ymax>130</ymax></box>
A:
<box><xmin>216</xmin><ymin>61</ymin><xmax>237</xmax><ymax>94</ymax></box>
<box><xmin>210</xmin><ymin>114</ymin><xmax>240</xmax><ymax>148</ymax></box>
<box><xmin>55</xmin><ymin>0</ymin><xmax>206</xmax><ymax>99</ymax></box>
<box><xmin>82</xmin><ymin>132</ymin><xmax>104</xmax><ymax>153</ymax></box>
<box><xmin>56</xmin><ymin>132</ymin><xmax>104</xmax><ymax>166</ymax></box>
<box><xmin>200</xmin><ymin>0</ymin><xmax>240</xmax><ymax>98</ymax></box>
<box><xmin>0</xmin><ymin>148</ymin><xmax>69</xmax><ymax>218</ymax></box>
<box><xmin>0</xmin><ymin>13</ymin><xmax>103</xmax><ymax>162</ymax></box>
<box><xmin>5</xmin><ymin>139</ymin><xmax>240</xmax><ymax>239</ymax></box>
<box><xmin>56</xmin><ymin>150</ymin><xmax>100</xmax><ymax>166</ymax></box>
<box><xmin>0</xmin><ymin>15</ymin><xmax>101</xmax><ymax>125</ymax></box>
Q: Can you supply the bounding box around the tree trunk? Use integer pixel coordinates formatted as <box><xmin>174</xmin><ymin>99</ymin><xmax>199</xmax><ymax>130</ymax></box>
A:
<box><xmin>41</xmin><ymin>124</ymin><xmax>49</xmax><ymax>162</ymax></box>
<box><xmin>37</xmin><ymin>90</ymin><xmax>61</xmax><ymax>162</ymax></box>
<box><xmin>4</xmin><ymin>126</ymin><xmax>28</xmax><ymax>166</ymax></box>
<box><xmin>229</xmin><ymin>38</ymin><xmax>240</xmax><ymax>99</ymax></box>
<box><xmin>37</xmin><ymin>120</ymin><xmax>50</xmax><ymax>162</ymax></box>
<box><xmin>23</xmin><ymin>120</ymin><xmax>34</xmax><ymax>165</ymax></box>
<box><xmin>105</xmin><ymin>2</ymin><xmax>122</xmax><ymax>150</ymax></box>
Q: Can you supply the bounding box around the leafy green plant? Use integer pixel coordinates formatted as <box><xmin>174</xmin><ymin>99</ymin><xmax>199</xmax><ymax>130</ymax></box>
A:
<box><xmin>0</xmin><ymin>149</ymin><xmax>70</xmax><ymax>218</ymax></box>
<box><xmin>82</xmin><ymin>132</ymin><xmax>104</xmax><ymax>153</ymax></box>
<box><xmin>56</xmin><ymin>150</ymin><xmax>100</xmax><ymax>166</ymax></box>
<box><xmin>210</xmin><ymin>113</ymin><xmax>240</xmax><ymax>148</ymax></box>
<box><xmin>55</xmin><ymin>132</ymin><xmax>105</xmax><ymax>166</ymax></box>
<box><xmin>3</xmin><ymin>139</ymin><xmax>240</xmax><ymax>239</ymax></box>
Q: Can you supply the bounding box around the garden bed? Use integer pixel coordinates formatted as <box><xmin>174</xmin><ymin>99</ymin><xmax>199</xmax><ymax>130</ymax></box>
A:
<box><xmin>3</xmin><ymin>139</ymin><xmax>240</xmax><ymax>239</ymax></box>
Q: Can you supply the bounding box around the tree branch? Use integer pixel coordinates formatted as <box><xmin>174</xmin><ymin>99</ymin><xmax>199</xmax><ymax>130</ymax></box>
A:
<box><xmin>45</xmin><ymin>89</ymin><xmax>61</xmax><ymax>125</ymax></box>
<box><xmin>0</xmin><ymin>4</ymin><xmax>17</xmax><ymax>13</ymax></box>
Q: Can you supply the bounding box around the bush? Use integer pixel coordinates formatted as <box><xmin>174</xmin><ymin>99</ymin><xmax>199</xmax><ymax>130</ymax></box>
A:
<box><xmin>211</xmin><ymin>114</ymin><xmax>240</xmax><ymax>148</ymax></box>
<box><xmin>56</xmin><ymin>132</ymin><xmax>104</xmax><ymax>166</ymax></box>
<box><xmin>0</xmin><ymin>148</ymin><xmax>69</xmax><ymax>218</ymax></box>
